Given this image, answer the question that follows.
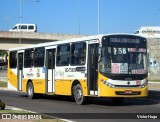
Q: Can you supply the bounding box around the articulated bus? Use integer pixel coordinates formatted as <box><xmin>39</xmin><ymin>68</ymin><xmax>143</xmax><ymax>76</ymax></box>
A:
<box><xmin>8</xmin><ymin>34</ymin><xmax>148</xmax><ymax>104</ymax></box>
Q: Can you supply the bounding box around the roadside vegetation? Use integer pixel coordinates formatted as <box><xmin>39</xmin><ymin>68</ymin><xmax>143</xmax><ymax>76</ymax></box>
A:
<box><xmin>0</xmin><ymin>81</ymin><xmax>7</xmax><ymax>87</ymax></box>
<box><xmin>149</xmin><ymin>80</ymin><xmax>160</xmax><ymax>82</ymax></box>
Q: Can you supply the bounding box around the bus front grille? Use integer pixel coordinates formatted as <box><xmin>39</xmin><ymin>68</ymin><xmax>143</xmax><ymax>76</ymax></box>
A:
<box><xmin>115</xmin><ymin>91</ymin><xmax>141</xmax><ymax>95</ymax></box>
<box><xmin>114</xmin><ymin>85</ymin><xmax>141</xmax><ymax>88</ymax></box>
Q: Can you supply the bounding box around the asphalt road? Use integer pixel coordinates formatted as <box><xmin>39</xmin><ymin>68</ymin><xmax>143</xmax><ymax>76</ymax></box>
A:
<box><xmin>0</xmin><ymin>83</ymin><xmax>160</xmax><ymax>122</ymax></box>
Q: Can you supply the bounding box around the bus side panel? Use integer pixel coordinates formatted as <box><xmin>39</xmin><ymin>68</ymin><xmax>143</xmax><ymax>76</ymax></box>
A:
<box><xmin>22</xmin><ymin>79</ymin><xmax>46</xmax><ymax>93</ymax></box>
<box><xmin>33</xmin><ymin>79</ymin><xmax>46</xmax><ymax>93</ymax></box>
<box><xmin>55</xmin><ymin>80</ymin><xmax>72</xmax><ymax>95</ymax></box>
<box><xmin>23</xmin><ymin>67</ymin><xmax>46</xmax><ymax>93</ymax></box>
<box><xmin>22</xmin><ymin>79</ymin><xmax>28</xmax><ymax>92</ymax></box>
<box><xmin>8</xmin><ymin>68</ymin><xmax>18</xmax><ymax>90</ymax></box>
<box><xmin>79</xmin><ymin>80</ymin><xmax>88</xmax><ymax>96</ymax></box>
<box><xmin>54</xmin><ymin>79</ymin><xmax>88</xmax><ymax>96</ymax></box>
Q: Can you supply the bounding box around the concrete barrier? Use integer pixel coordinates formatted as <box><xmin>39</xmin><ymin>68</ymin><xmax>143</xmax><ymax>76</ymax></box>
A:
<box><xmin>0</xmin><ymin>71</ymin><xmax>7</xmax><ymax>82</ymax></box>
<box><xmin>148</xmin><ymin>38</ymin><xmax>160</xmax><ymax>80</ymax></box>
<box><xmin>0</xmin><ymin>77</ymin><xmax>7</xmax><ymax>82</ymax></box>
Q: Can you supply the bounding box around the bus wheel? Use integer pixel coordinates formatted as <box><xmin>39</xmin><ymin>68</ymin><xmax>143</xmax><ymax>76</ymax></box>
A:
<box><xmin>74</xmin><ymin>84</ymin><xmax>85</xmax><ymax>105</ymax></box>
<box><xmin>27</xmin><ymin>82</ymin><xmax>35</xmax><ymax>99</ymax></box>
<box><xmin>111</xmin><ymin>97</ymin><xmax>124</xmax><ymax>105</ymax></box>
<box><xmin>0</xmin><ymin>100</ymin><xmax>5</xmax><ymax>110</ymax></box>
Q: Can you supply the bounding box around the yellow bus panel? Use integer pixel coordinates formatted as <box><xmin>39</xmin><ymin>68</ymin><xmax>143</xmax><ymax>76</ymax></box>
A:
<box><xmin>8</xmin><ymin>69</ymin><xmax>17</xmax><ymax>88</ymax></box>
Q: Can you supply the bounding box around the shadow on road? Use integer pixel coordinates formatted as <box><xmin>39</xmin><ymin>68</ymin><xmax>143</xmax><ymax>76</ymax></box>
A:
<box><xmin>147</xmin><ymin>90</ymin><xmax>160</xmax><ymax>100</ymax></box>
<box><xmin>86</xmin><ymin>90</ymin><xmax>160</xmax><ymax>106</ymax></box>
<box><xmin>19</xmin><ymin>90</ymin><xmax>160</xmax><ymax>107</ymax></box>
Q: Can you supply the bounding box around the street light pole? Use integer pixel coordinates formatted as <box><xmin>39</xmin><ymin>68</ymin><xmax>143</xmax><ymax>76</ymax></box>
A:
<box><xmin>3</xmin><ymin>16</ymin><xmax>16</xmax><ymax>31</ymax></box>
<box><xmin>98</xmin><ymin>0</ymin><xmax>100</xmax><ymax>34</ymax></box>
<box><xmin>19</xmin><ymin>0</ymin><xmax>22</xmax><ymax>46</ymax></box>
<box><xmin>78</xmin><ymin>0</ymin><xmax>80</xmax><ymax>35</ymax></box>
<box><xmin>4</xmin><ymin>17</ymin><xmax>10</xmax><ymax>31</ymax></box>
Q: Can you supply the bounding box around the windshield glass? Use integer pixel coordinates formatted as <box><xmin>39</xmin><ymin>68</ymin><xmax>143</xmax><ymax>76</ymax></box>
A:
<box><xmin>99</xmin><ymin>46</ymin><xmax>147</xmax><ymax>75</ymax></box>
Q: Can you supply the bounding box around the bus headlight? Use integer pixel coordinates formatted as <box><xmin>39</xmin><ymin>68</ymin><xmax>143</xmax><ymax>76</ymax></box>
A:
<box><xmin>100</xmin><ymin>79</ymin><xmax>115</xmax><ymax>88</ymax></box>
<box><xmin>106</xmin><ymin>81</ymin><xmax>115</xmax><ymax>88</ymax></box>
<box><xmin>140</xmin><ymin>80</ymin><xmax>148</xmax><ymax>88</ymax></box>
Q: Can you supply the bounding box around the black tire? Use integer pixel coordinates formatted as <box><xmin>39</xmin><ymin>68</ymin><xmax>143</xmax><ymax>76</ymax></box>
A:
<box><xmin>74</xmin><ymin>84</ymin><xmax>85</xmax><ymax>105</ymax></box>
<box><xmin>111</xmin><ymin>97</ymin><xmax>124</xmax><ymax>105</ymax></box>
<box><xmin>0</xmin><ymin>102</ymin><xmax>5</xmax><ymax>110</ymax></box>
<box><xmin>27</xmin><ymin>82</ymin><xmax>35</xmax><ymax>99</ymax></box>
<box><xmin>70</xmin><ymin>86</ymin><xmax>75</xmax><ymax>101</ymax></box>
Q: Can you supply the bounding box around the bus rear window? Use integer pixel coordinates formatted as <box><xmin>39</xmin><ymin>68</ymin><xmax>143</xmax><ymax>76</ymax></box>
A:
<box><xmin>10</xmin><ymin>51</ymin><xmax>17</xmax><ymax>68</ymax></box>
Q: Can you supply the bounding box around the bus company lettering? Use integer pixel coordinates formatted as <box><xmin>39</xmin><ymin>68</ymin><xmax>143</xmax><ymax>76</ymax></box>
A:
<box><xmin>59</xmin><ymin>71</ymin><xmax>64</xmax><ymax>77</ymax></box>
<box><xmin>65</xmin><ymin>68</ymin><xmax>76</xmax><ymax>72</ymax></box>
<box><xmin>37</xmin><ymin>69</ymin><xmax>40</xmax><ymax>77</ymax></box>
<box><xmin>26</xmin><ymin>69</ymin><xmax>33</xmax><ymax>77</ymax></box>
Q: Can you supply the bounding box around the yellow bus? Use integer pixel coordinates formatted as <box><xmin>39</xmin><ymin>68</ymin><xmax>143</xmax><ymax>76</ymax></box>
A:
<box><xmin>8</xmin><ymin>34</ymin><xmax>148</xmax><ymax>104</ymax></box>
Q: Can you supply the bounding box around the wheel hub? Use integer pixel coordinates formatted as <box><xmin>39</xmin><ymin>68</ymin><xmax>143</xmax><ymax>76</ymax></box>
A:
<box><xmin>76</xmin><ymin>89</ymin><xmax>82</xmax><ymax>100</ymax></box>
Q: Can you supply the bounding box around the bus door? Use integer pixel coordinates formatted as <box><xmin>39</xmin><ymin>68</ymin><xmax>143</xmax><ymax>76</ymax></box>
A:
<box><xmin>17</xmin><ymin>51</ymin><xmax>24</xmax><ymax>91</ymax></box>
<box><xmin>46</xmin><ymin>47</ymin><xmax>56</xmax><ymax>93</ymax></box>
<box><xmin>87</xmin><ymin>42</ymin><xmax>99</xmax><ymax>95</ymax></box>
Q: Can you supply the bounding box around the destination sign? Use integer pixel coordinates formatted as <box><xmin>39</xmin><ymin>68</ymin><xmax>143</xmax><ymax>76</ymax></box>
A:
<box><xmin>102</xmin><ymin>35</ymin><xmax>146</xmax><ymax>46</ymax></box>
<box><xmin>109</xmin><ymin>38</ymin><xmax>140</xmax><ymax>44</ymax></box>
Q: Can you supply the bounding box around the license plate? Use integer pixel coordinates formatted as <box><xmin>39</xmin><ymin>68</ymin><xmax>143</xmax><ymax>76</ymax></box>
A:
<box><xmin>125</xmin><ymin>90</ymin><xmax>133</xmax><ymax>94</ymax></box>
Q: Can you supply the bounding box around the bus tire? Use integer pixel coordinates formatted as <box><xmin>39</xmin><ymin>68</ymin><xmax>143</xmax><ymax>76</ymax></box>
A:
<box><xmin>111</xmin><ymin>97</ymin><xmax>124</xmax><ymax>105</ymax></box>
<box><xmin>27</xmin><ymin>82</ymin><xmax>35</xmax><ymax>99</ymax></box>
<box><xmin>74</xmin><ymin>84</ymin><xmax>85</xmax><ymax>105</ymax></box>
<box><xmin>0</xmin><ymin>101</ymin><xmax>5</xmax><ymax>110</ymax></box>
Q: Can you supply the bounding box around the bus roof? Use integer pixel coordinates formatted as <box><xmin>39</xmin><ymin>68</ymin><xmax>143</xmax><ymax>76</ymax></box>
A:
<box><xmin>9</xmin><ymin>33</ymin><xmax>143</xmax><ymax>51</ymax></box>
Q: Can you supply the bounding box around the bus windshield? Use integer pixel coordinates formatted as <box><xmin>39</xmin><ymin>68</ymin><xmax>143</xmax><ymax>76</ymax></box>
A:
<box><xmin>100</xmin><ymin>47</ymin><xmax>147</xmax><ymax>74</ymax></box>
<box><xmin>99</xmin><ymin>35</ymin><xmax>147</xmax><ymax>78</ymax></box>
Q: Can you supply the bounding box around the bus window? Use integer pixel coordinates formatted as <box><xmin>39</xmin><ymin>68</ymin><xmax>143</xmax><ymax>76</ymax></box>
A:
<box><xmin>128</xmin><ymin>52</ymin><xmax>146</xmax><ymax>73</ymax></box>
<box><xmin>71</xmin><ymin>42</ymin><xmax>86</xmax><ymax>65</ymax></box>
<box><xmin>112</xmin><ymin>47</ymin><xmax>128</xmax><ymax>63</ymax></box>
<box><xmin>57</xmin><ymin>44</ymin><xmax>70</xmax><ymax>66</ymax></box>
<box><xmin>10</xmin><ymin>51</ymin><xmax>17</xmax><ymax>68</ymax></box>
<box><xmin>34</xmin><ymin>47</ymin><xmax>45</xmax><ymax>67</ymax></box>
<box><xmin>24</xmin><ymin>49</ymin><xmax>34</xmax><ymax>68</ymax></box>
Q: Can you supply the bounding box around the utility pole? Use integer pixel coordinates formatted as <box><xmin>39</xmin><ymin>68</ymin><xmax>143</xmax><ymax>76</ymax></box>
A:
<box><xmin>98</xmin><ymin>0</ymin><xmax>100</xmax><ymax>34</ymax></box>
<box><xmin>19</xmin><ymin>0</ymin><xmax>22</xmax><ymax>46</ymax></box>
<box><xmin>78</xmin><ymin>0</ymin><xmax>80</xmax><ymax>35</ymax></box>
